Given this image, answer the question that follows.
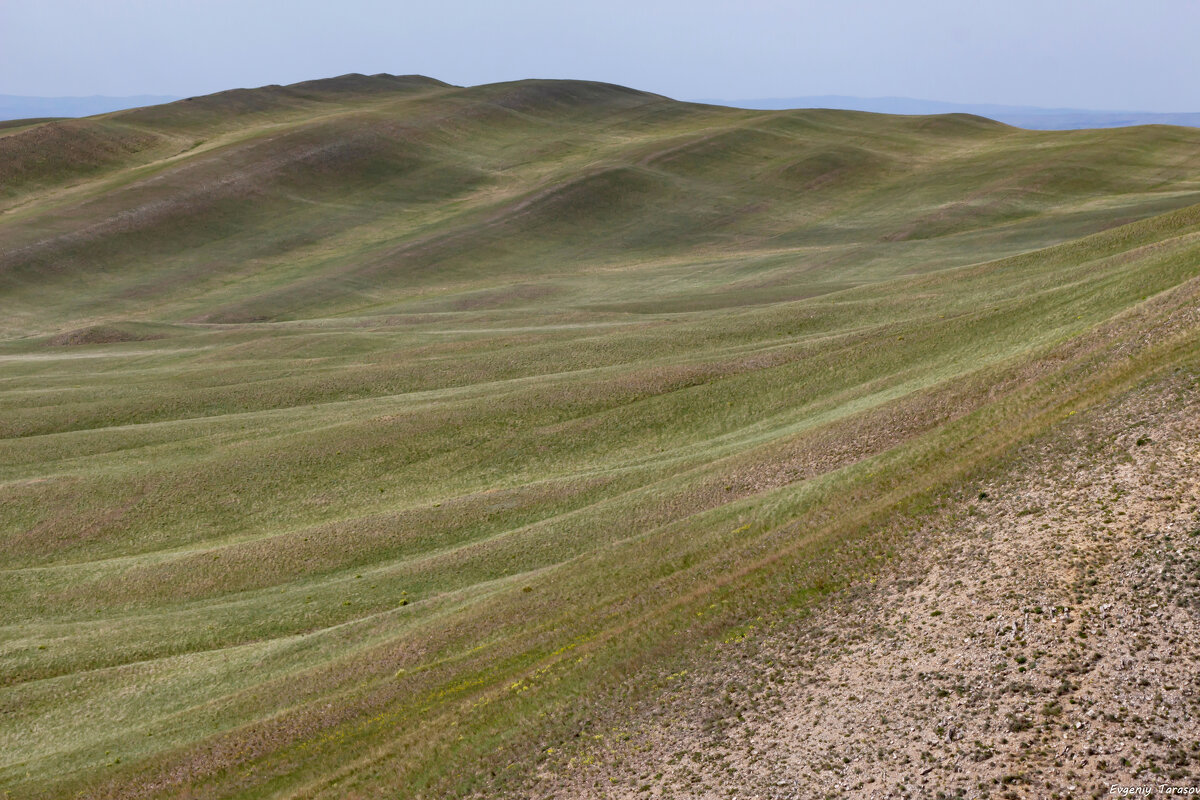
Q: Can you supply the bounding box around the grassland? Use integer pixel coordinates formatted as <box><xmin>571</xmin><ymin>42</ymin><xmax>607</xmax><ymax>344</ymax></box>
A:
<box><xmin>1</xmin><ymin>74</ymin><xmax>1199</xmax><ymax>799</ymax></box>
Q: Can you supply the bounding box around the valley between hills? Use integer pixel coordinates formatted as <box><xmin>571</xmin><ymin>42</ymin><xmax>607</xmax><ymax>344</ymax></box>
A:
<box><xmin>2</xmin><ymin>73</ymin><xmax>1199</xmax><ymax>798</ymax></box>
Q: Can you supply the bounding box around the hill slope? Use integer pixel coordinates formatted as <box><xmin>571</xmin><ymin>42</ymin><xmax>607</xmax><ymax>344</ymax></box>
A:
<box><xmin>4</xmin><ymin>72</ymin><xmax>1200</xmax><ymax>335</ymax></box>
<box><xmin>540</xmin><ymin>371</ymin><xmax>1200</xmax><ymax>797</ymax></box>
<box><xmin>1</xmin><ymin>74</ymin><xmax>1199</xmax><ymax>799</ymax></box>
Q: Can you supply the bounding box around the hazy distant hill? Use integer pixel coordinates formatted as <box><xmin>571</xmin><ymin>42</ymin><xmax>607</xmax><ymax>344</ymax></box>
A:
<box><xmin>696</xmin><ymin>94</ymin><xmax>1200</xmax><ymax>130</ymax></box>
<box><xmin>0</xmin><ymin>93</ymin><xmax>179</xmax><ymax>121</ymax></box>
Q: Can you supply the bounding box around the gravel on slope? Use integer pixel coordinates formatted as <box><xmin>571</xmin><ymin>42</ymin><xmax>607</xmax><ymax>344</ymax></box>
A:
<box><xmin>536</xmin><ymin>373</ymin><xmax>1200</xmax><ymax>800</ymax></box>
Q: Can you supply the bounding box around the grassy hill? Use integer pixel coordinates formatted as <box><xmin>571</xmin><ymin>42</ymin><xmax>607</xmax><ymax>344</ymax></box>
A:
<box><xmin>1</xmin><ymin>74</ymin><xmax>1199</xmax><ymax>798</ymax></box>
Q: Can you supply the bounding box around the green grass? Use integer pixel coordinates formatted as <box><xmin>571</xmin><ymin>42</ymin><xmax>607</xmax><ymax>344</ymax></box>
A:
<box><xmin>1</xmin><ymin>73</ymin><xmax>1199</xmax><ymax>798</ymax></box>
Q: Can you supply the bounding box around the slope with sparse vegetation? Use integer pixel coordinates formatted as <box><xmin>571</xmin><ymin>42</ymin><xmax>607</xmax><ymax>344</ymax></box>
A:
<box><xmin>1</xmin><ymin>74</ymin><xmax>1199</xmax><ymax>799</ymax></box>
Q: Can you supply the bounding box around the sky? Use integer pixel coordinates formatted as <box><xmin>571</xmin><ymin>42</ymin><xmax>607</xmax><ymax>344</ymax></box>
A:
<box><xmin>2</xmin><ymin>0</ymin><xmax>1198</xmax><ymax>111</ymax></box>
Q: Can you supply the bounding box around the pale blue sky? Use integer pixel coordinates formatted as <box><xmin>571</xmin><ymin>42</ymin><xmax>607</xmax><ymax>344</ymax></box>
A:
<box><xmin>2</xmin><ymin>0</ymin><xmax>1197</xmax><ymax>111</ymax></box>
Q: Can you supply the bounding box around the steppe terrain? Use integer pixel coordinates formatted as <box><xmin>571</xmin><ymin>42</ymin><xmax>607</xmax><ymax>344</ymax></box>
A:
<box><xmin>1</xmin><ymin>74</ymin><xmax>1199</xmax><ymax>798</ymax></box>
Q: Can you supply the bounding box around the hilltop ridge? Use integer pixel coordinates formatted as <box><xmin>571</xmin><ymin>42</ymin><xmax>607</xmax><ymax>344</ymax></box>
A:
<box><xmin>3</xmin><ymin>74</ymin><xmax>1199</xmax><ymax>335</ymax></box>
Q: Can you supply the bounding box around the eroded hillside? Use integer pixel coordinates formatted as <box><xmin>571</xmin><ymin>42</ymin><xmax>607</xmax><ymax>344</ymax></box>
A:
<box><xmin>536</xmin><ymin>371</ymin><xmax>1200</xmax><ymax>799</ymax></box>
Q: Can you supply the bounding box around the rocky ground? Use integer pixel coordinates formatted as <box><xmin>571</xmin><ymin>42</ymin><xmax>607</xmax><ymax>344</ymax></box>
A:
<box><xmin>534</xmin><ymin>373</ymin><xmax>1200</xmax><ymax>799</ymax></box>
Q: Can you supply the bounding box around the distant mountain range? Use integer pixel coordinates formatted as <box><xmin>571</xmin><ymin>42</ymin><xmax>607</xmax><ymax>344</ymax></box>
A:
<box><xmin>693</xmin><ymin>95</ymin><xmax>1200</xmax><ymax>130</ymax></box>
<box><xmin>0</xmin><ymin>94</ymin><xmax>179</xmax><ymax>121</ymax></box>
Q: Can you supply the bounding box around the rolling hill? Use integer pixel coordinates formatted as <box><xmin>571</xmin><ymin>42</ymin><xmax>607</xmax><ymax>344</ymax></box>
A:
<box><xmin>2</xmin><ymin>73</ymin><xmax>1200</xmax><ymax>798</ymax></box>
